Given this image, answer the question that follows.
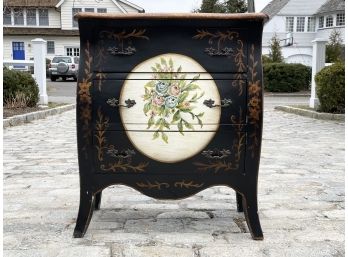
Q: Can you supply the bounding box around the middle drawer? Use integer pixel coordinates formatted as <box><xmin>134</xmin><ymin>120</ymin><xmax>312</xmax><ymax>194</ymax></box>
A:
<box><xmin>91</xmin><ymin>75</ymin><xmax>247</xmax><ymax>131</ymax></box>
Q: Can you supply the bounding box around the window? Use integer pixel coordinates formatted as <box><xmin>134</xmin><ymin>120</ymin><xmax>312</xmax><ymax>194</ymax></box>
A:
<box><xmin>337</xmin><ymin>13</ymin><xmax>345</xmax><ymax>26</ymax></box>
<box><xmin>26</xmin><ymin>9</ymin><xmax>37</xmax><ymax>26</ymax></box>
<box><xmin>66</xmin><ymin>47</ymin><xmax>80</xmax><ymax>56</ymax></box>
<box><xmin>307</xmin><ymin>17</ymin><xmax>315</xmax><ymax>32</ymax></box>
<box><xmin>296</xmin><ymin>17</ymin><xmax>305</xmax><ymax>32</ymax></box>
<box><xmin>3</xmin><ymin>8</ymin><xmax>12</xmax><ymax>25</ymax></box>
<box><xmin>85</xmin><ymin>8</ymin><xmax>94</xmax><ymax>12</ymax></box>
<box><xmin>319</xmin><ymin>16</ymin><xmax>324</xmax><ymax>28</ymax></box>
<box><xmin>47</xmin><ymin>41</ymin><xmax>55</xmax><ymax>54</ymax></box>
<box><xmin>72</xmin><ymin>8</ymin><xmax>82</xmax><ymax>27</ymax></box>
<box><xmin>13</xmin><ymin>8</ymin><xmax>24</xmax><ymax>25</ymax></box>
<box><xmin>286</xmin><ymin>17</ymin><xmax>294</xmax><ymax>32</ymax></box>
<box><xmin>326</xmin><ymin>15</ymin><xmax>333</xmax><ymax>27</ymax></box>
<box><xmin>52</xmin><ymin>56</ymin><xmax>72</xmax><ymax>63</ymax></box>
<box><xmin>39</xmin><ymin>9</ymin><xmax>49</xmax><ymax>26</ymax></box>
<box><xmin>97</xmin><ymin>8</ymin><xmax>107</xmax><ymax>13</ymax></box>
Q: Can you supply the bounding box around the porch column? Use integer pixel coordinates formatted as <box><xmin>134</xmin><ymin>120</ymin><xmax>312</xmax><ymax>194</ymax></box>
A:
<box><xmin>310</xmin><ymin>38</ymin><xmax>327</xmax><ymax>109</ymax></box>
<box><xmin>31</xmin><ymin>38</ymin><xmax>48</xmax><ymax>105</ymax></box>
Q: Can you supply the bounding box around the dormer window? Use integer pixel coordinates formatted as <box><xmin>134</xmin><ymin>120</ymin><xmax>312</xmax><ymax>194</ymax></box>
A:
<box><xmin>337</xmin><ymin>13</ymin><xmax>345</xmax><ymax>26</ymax></box>
<box><xmin>27</xmin><ymin>9</ymin><xmax>37</xmax><ymax>26</ymax></box>
<box><xmin>3</xmin><ymin>8</ymin><xmax>12</xmax><ymax>25</ymax></box>
<box><xmin>319</xmin><ymin>16</ymin><xmax>324</xmax><ymax>28</ymax></box>
<box><xmin>286</xmin><ymin>17</ymin><xmax>294</xmax><ymax>32</ymax></box>
<box><xmin>13</xmin><ymin>8</ymin><xmax>24</xmax><ymax>25</ymax></box>
<box><xmin>72</xmin><ymin>8</ymin><xmax>82</xmax><ymax>27</ymax></box>
<box><xmin>326</xmin><ymin>15</ymin><xmax>333</xmax><ymax>27</ymax></box>
<box><xmin>307</xmin><ymin>17</ymin><xmax>315</xmax><ymax>32</ymax></box>
<box><xmin>296</xmin><ymin>17</ymin><xmax>305</xmax><ymax>32</ymax></box>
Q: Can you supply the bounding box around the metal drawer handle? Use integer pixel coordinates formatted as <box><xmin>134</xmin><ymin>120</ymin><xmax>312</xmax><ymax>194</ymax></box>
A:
<box><xmin>107</xmin><ymin>98</ymin><xmax>136</xmax><ymax>108</ymax></box>
<box><xmin>107</xmin><ymin>147</ymin><xmax>136</xmax><ymax>159</ymax></box>
<box><xmin>202</xmin><ymin>149</ymin><xmax>231</xmax><ymax>159</ymax></box>
<box><xmin>203</xmin><ymin>98</ymin><xmax>232</xmax><ymax>108</ymax></box>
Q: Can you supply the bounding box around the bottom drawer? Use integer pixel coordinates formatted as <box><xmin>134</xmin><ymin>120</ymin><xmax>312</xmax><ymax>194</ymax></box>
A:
<box><xmin>92</xmin><ymin>126</ymin><xmax>246</xmax><ymax>175</ymax></box>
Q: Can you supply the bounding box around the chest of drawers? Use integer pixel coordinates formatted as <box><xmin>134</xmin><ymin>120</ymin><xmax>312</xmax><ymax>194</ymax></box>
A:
<box><xmin>74</xmin><ymin>12</ymin><xmax>268</xmax><ymax>240</ymax></box>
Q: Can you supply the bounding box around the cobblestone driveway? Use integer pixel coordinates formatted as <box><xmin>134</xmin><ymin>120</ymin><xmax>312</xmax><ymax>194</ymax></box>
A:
<box><xmin>3</xmin><ymin>107</ymin><xmax>344</xmax><ymax>257</ymax></box>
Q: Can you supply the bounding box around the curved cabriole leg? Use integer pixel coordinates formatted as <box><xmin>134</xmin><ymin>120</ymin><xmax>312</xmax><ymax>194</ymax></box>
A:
<box><xmin>242</xmin><ymin>191</ymin><xmax>263</xmax><ymax>240</ymax></box>
<box><xmin>94</xmin><ymin>191</ymin><xmax>102</xmax><ymax>210</ymax></box>
<box><xmin>236</xmin><ymin>192</ymin><xmax>243</xmax><ymax>212</ymax></box>
<box><xmin>73</xmin><ymin>190</ymin><xmax>95</xmax><ymax>238</ymax></box>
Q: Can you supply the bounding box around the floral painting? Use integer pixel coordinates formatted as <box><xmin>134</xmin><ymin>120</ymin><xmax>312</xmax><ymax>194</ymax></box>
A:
<box><xmin>142</xmin><ymin>57</ymin><xmax>205</xmax><ymax>143</ymax></box>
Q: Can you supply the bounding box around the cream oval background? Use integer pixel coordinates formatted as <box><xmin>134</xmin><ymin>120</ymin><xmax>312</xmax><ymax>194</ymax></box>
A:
<box><xmin>120</xmin><ymin>53</ymin><xmax>221</xmax><ymax>163</ymax></box>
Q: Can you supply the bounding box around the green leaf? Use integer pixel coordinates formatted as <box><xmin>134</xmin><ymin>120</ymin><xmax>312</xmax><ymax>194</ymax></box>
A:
<box><xmin>171</xmin><ymin>110</ymin><xmax>181</xmax><ymax>123</ymax></box>
<box><xmin>144</xmin><ymin>81</ymin><xmax>155</xmax><ymax>88</ymax></box>
<box><xmin>169</xmin><ymin>58</ymin><xmax>174</xmax><ymax>68</ymax></box>
<box><xmin>184</xmin><ymin>120</ymin><xmax>194</xmax><ymax>130</ymax></box>
<box><xmin>143</xmin><ymin>103</ymin><xmax>151</xmax><ymax>114</ymax></box>
<box><xmin>161</xmin><ymin>132</ymin><xmax>168</xmax><ymax>143</ymax></box>
<box><xmin>197</xmin><ymin>117</ymin><xmax>203</xmax><ymax>128</ymax></box>
<box><xmin>189</xmin><ymin>112</ymin><xmax>195</xmax><ymax>120</ymax></box>
<box><xmin>151</xmin><ymin>66</ymin><xmax>157</xmax><ymax>72</ymax></box>
<box><xmin>197</xmin><ymin>112</ymin><xmax>204</xmax><ymax>117</ymax></box>
<box><xmin>161</xmin><ymin>57</ymin><xmax>167</xmax><ymax>66</ymax></box>
<box><xmin>186</xmin><ymin>84</ymin><xmax>200</xmax><ymax>91</ymax></box>
<box><xmin>163</xmin><ymin>119</ymin><xmax>170</xmax><ymax>129</ymax></box>
<box><xmin>177</xmin><ymin>65</ymin><xmax>182</xmax><ymax>73</ymax></box>
<box><xmin>192</xmin><ymin>74</ymin><xmax>200</xmax><ymax>82</ymax></box>
<box><xmin>147</xmin><ymin>116</ymin><xmax>155</xmax><ymax>129</ymax></box>
<box><xmin>178</xmin><ymin>91</ymin><xmax>189</xmax><ymax>103</ymax></box>
<box><xmin>178</xmin><ymin>120</ymin><xmax>183</xmax><ymax>132</ymax></box>
<box><xmin>153</xmin><ymin>131</ymin><xmax>160</xmax><ymax>140</ymax></box>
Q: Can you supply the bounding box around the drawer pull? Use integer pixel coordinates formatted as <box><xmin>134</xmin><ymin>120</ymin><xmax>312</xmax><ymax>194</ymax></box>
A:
<box><xmin>203</xmin><ymin>98</ymin><xmax>232</xmax><ymax>108</ymax></box>
<box><xmin>107</xmin><ymin>98</ymin><xmax>136</xmax><ymax>108</ymax></box>
<box><xmin>107</xmin><ymin>147</ymin><xmax>136</xmax><ymax>159</ymax></box>
<box><xmin>202</xmin><ymin>149</ymin><xmax>231</xmax><ymax>159</ymax></box>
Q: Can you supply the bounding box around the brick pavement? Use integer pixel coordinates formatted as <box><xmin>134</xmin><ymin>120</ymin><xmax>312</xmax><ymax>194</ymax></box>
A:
<box><xmin>3</xmin><ymin>107</ymin><xmax>345</xmax><ymax>257</ymax></box>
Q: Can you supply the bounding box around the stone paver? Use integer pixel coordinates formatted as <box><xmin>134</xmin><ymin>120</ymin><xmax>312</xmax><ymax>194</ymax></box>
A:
<box><xmin>3</xmin><ymin>104</ymin><xmax>345</xmax><ymax>257</ymax></box>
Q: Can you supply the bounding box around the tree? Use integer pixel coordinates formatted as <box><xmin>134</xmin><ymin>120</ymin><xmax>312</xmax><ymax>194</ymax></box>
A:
<box><xmin>268</xmin><ymin>34</ymin><xmax>283</xmax><ymax>63</ymax></box>
<box><xmin>326</xmin><ymin>29</ymin><xmax>344</xmax><ymax>63</ymax></box>
<box><xmin>195</xmin><ymin>0</ymin><xmax>247</xmax><ymax>13</ymax></box>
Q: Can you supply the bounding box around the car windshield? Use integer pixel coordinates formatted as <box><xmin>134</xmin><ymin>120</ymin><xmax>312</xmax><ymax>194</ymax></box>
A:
<box><xmin>52</xmin><ymin>57</ymin><xmax>72</xmax><ymax>63</ymax></box>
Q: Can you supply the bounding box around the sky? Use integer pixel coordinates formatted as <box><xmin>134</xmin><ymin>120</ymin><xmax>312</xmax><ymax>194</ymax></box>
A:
<box><xmin>130</xmin><ymin>0</ymin><xmax>272</xmax><ymax>13</ymax></box>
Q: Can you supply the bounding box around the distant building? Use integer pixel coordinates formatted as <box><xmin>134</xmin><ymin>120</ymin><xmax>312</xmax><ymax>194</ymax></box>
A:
<box><xmin>262</xmin><ymin>0</ymin><xmax>345</xmax><ymax>66</ymax></box>
<box><xmin>3</xmin><ymin>0</ymin><xmax>144</xmax><ymax>61</ymax></box>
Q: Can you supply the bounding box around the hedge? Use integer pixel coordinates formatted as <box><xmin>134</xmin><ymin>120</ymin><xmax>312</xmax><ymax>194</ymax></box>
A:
<box><xmin>3</xmin><ymin>68</ymin><xmax>39</xmax><ymax>107</ymax></box>
<box><xmin>263</xmin><ymin>63</ymin><xmax>311</xmax><ymax>92</ymax></box>
<box><xmin>315</xmin><ymin>62</ymin><xmax>345</xmax><ymax>113</ymax></box>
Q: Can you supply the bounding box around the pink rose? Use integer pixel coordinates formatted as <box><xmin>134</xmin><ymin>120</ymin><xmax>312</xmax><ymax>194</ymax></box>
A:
<box><xmin>152</xmin><ymin>95</ymin><xmax>164</xmax><ymax>106</ymax></box>
<box><xmin>168</xmin><ymin>84</ymin><xmax>180</xmax><ymax>96</ymax></box>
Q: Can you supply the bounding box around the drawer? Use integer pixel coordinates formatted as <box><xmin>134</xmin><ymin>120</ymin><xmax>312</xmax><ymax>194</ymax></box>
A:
<box><xmin>88</xmin><ymin>26</ymin><xmax>248</xmax><ymax>74</ymax></box>
<box><xmin>91</xmin><ymin>77</ymin><xmax>246</xmax><ymax>131</ymax></box>
<box><xmin>92</xmin><ymin>126</ymin><xmax>246</xmax><ymax>174</ymax></box>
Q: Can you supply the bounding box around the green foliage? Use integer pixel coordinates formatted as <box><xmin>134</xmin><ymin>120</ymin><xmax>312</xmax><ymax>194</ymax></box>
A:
<box><xmin>262</xmin><ymin>54</ymin><xmax>272</xmax><ymax>64</ymax></box>
<box><xmin>195</xmin><ymin>0</ymin><xmax>247</xmax><ymax>13</ymax></box>
<box><xmin>3</xmin><ymin>68</ymin><xmax>39</xmax><ymax>107</ymax></box>
<box><xmin>263</xmin><ymin>63</ymin><xmax>311</xmax><ymax>92</ymax></box>
<box><xmin>315</xmin><ymin>62</ymin><xmax>345</xmax><ymax>113</ymax></box>
<box><xmin>326</xmin><ymin>29</ymin><xmax>345</xmax><ymax>63</ymax></box>
<box><xmin>268</xmin><ymin>34</ymin><xmax>283</xmax><ymax>63</ymax></box>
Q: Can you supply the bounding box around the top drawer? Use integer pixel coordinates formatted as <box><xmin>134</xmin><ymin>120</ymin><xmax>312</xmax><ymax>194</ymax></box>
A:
<box><xmin>85</xmin><ymin>26</ymin><xmax>248</xmax><ymax>74</ymax></box>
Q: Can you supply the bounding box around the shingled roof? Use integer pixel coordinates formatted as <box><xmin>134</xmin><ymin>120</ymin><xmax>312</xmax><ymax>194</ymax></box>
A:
<box><xmin>4</xmin><ymin>0</ymin><xmax>60</xmax><ymax>7</ymax></box>
<box><xmin>316</xmin><ymin>0</ymin><xmax>345</xmax><ymax>14</ymax></box>
<box><xmin>4</xmin><ymin>27</ymin><xmax>80</xmax><ymax>36</ymax></box>
<box><xmin>261</xmin><ymin>0</ymin><xmax>290</xmax><ymax>19</ymax></box>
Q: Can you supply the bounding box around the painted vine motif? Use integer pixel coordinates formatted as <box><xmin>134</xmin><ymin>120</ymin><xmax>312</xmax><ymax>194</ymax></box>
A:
<box><xmin>193</xmin><ymin>108</ymin><xmax>245</xmax><ymax>173</ymax></box>
<box><xmin>95</xmin><ymin>108</ymin><xmax>149</xmax><ymax>173</ymax></box>
<box><xmin>136</xmin><ymin>180</ymin><xmax>204</xmax><ymax>190</ymax></box>
<box><xmin>78</xmin><ymin>41</ymin><xmax>93</xmax><ymax>155</ymax></box>
<box><xmin>142</xmin><ymin>57</ymin><xmax>205</xmax><ymax>143</ymax></box>
<box><xmin>248</xmin><ymin>45</ymin><xmax>262</xmax><ymax>158</ymax></box>
<box><xmin>99</xmin><ymin>29</ymin><xmax>149</xmax><ymax>56</ymax></box>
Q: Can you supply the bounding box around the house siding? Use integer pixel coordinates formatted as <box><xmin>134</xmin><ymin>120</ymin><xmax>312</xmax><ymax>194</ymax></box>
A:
<box><xmin>279</xmin><ymin>0</ymin><xmax>328</xmax><ymax>15</ymax></box>
<box><xmin>60</xmin><ymin>0</ymin><xmax>124</xmax><ymax>30</ymax></box>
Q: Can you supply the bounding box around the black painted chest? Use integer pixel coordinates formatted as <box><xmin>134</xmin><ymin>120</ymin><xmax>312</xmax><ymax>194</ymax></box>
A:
<box><xmin>74</xmin><ymin>12</ymin><xmax>268</xmax><ymax>240</ymax></box>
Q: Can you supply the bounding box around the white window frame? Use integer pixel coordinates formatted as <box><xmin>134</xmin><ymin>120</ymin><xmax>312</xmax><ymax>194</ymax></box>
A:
<box><xmin>38</xmin><ymin>9</ymin><xmax>49</xmax><ymax>26</ymax></box>
<box><xmin>336</xmin><ymin>13</ymin><xmax>345</xmax><ymax>26</ymax></box>
<box><xmin>319</xmin><ymin>16</ymin><xmax>324</xmax><ymax>28</ymax></box>
<box><xmin>47</xmin><ymin>41</ymin><xmax>55</xmax><ymax>54</ymax></box>
<box><xmin>4</xmin><ymin>8</ymin><xmax>12</xmax><ymax>25</ymax></box>
<box><xmin>65</xmin><ymin>47</ymin><xmax>80</xmax><ymax>57</ymax></box>
<box><xmin>85</xmin><ymin>8</ymin><xmax>94</xmax><ymax>12</ymax></box>
<box><xmin>296</xmin><ymin>17</ymin><xmax>305</xmax><ymax>32</ymax></box>
<box><xmin>326</xmin><ymin>15</ymin><xmax>333</xmax><ymax>27</ymax></box>
<box><xmin>13</xmin><ymin>8</ymin><xmax>25</xmax><ymax>25</ymax></box>
<box><xmin>72</xmin><ymin>8</ymin><xmax>82</xmax><ymax>28</ymax></box>
<box><xmin>307</xmin><ymin>17</ymin><xmax>316</xmax><ymax>32</ymax></box>
<box><xmin>97</xmin><ymin>8</ymin><xmax>107</xmax><ymax>13</ymax></box>
<box><xmin>26</xmin><ymin>8</ymin><xmax>37</xmax><ymax>26</ymax></box>
<box><xmin>286</xmin><ymin>17</ymin><xmax>294</xmax><ymax>32</ymax></box>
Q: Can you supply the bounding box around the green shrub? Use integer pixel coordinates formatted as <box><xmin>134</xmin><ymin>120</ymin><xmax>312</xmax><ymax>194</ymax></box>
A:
<box><xmin>263</xmin><ymin>63</ymin><xmax>311</xmax><ymax>92</ymax></box>
<box><xmin>3</xmin><ymin>68</ymin><xmax>39</xmax><ymax>107</ymax></box>
<box><xmin>315</xmin><ymin>62</ymin><xmax>345</xmax><ymax>113</ymax></box>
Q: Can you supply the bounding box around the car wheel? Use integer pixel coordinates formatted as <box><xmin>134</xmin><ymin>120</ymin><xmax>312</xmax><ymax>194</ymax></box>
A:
<box><xmin>62</xmin><ymin>77</ymin><xmax>67</xmax><ymax>81</ymax></box>
<box><xmin>73</xmin><ymin>76</ymin><xmax>77</xmax><ymax>82</ymax></box>
<box><xmin>50</xmin><ymin>76</ymin><xmax>57</xmax><ymax>82</ymax></box>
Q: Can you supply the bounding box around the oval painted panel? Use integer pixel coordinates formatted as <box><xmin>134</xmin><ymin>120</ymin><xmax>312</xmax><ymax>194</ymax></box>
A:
<box><xmin>120</xmin><ymin>53</ymin><xmax>221</xmax><ymax>163</ymax></box>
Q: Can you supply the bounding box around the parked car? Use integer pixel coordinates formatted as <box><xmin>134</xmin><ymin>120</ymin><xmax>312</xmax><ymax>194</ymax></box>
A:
<box><xmin>49</xmin><ymin>56</ymin><xmax>79</xmax><ymax>81</ymax></box>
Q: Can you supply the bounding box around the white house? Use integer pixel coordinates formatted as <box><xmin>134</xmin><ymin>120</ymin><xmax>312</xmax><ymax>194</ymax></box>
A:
<box><xmin>261</xmin><ymin>0</ymin><xmax>345</xmax><ymax>66</ymax></box>
<box><xmin>3</xmin><ymin>0</ymin><xmax>144</xmax><ymax>61</ymax></box>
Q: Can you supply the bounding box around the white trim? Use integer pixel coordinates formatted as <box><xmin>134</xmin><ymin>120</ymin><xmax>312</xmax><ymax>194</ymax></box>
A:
<box><xmin>55</xmin><ymin>0</ymin><xmax>65</xmax><ymax>8</ymax></box>
<box><xmin>111</xmin><ymin>0</ymin><xmax>127</xmax><ymax>13</ymax></box>
<box><xmin>118</xmin><ymin>0</ymin><xmax>144</xmax><ymax>12</ymax></box>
